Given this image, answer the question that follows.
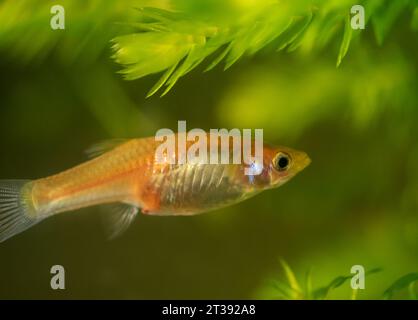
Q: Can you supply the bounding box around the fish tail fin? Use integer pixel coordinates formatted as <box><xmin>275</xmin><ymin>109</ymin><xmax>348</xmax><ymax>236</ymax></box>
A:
<box><xmin>0</xmin><ymin>180</ymin><xmax>42</xmax><ymax>243</ymax></box>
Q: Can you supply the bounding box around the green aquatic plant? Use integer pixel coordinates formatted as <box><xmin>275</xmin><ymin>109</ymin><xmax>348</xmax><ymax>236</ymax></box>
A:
<box><xmin>383</xmin><ymin>273</ymin><xmax>418</xmax><ymax>300</ymax></box>
<box><xmin>112</xmin><ymin>0</ymin><xmax>418</xmax><ymax>96</ymax></box>
<box><xmin>269</xmin><ymin>260</ymin><xmax>418</xmax><ymax>300</ymax></box>
<box><xmin>269</xmin><ymin>260</ymin><xmax>382</xmax><ymax>299</ymax></box>
<box><xmin>0</xmin><ymin>0</ymin><xmax>416</xmax><ymax>96</ymax></box>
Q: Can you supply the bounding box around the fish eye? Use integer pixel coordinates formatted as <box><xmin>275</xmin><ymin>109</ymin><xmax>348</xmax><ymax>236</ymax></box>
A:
<box><xmin>273</xmin><ymin>153</ymin><xmax>291</xmax><ymax>171</ymax></box>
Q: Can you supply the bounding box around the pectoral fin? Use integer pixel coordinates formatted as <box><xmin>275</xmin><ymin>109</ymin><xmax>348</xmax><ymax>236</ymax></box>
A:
<box><xmin>101</xmin><ymin>203</ymin><xmax>138</xmax><ymax>240</ymax></box>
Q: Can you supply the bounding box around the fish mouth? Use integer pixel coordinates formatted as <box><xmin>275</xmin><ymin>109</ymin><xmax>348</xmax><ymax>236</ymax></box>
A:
<box><xmin>295</xmin><ymin>151</ymin><xmax>311</xmax><ymax>171</ymax></box>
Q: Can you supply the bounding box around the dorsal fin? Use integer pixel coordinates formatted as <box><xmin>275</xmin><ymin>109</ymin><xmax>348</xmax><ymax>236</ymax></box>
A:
<box><xmin>101</xmin><ymin>203</ymin><xmax>139</xmax><ymax>240</ymax></box>
<box><xmin>85</xmin><ymin>139</ymin><xmax>128</xmax><ymax>159</ymax></box>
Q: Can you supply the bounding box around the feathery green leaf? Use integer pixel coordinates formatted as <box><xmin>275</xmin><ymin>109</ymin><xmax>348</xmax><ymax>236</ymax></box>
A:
<box><xmin>112</xmin><ymin>0</ymin><xmax>417</xmax><ymax>96</ymax></box>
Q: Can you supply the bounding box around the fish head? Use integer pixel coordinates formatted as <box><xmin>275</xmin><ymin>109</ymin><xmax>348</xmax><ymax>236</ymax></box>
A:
<box><xmin>262</xmin><ymin>145</ymin><xmax>311</xmax><ymax>188</ymax></box>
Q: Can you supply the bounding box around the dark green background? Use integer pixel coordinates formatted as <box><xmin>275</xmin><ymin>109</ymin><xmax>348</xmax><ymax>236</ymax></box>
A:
<box><xmin>0</xmin><ymin>0</ymin><xmax>417</xmax><ymax>299</ymax></box>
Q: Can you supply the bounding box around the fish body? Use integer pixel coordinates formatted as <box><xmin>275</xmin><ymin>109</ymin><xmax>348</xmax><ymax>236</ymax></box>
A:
<box><xmin>0</xmin><ymin>135</ymin><xmax>310</xmax><ymax>242</ymax></box>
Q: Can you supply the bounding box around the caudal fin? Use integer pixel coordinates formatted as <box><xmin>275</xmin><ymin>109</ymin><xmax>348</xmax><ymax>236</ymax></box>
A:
<box><xmin>0</xmin><ymin>180</ymin><xmax>42</xmax><ymax>243</ymax></box>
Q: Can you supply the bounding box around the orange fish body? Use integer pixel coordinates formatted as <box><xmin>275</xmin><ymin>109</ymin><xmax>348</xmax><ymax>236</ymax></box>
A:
<box><xmin>0</xmin><ymin>135</ymin><xmax>310</xmax><ymax>242</ymax></box>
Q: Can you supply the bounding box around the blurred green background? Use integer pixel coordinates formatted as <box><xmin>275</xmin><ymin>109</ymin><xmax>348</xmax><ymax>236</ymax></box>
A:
<box><xmin>0</xmin><ymin>0</ymin><xmax>417</xmax><ymax>299</ymax></box>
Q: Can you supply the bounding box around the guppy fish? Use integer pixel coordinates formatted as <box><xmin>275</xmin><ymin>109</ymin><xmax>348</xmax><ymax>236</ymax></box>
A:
<box><xmin>0</xmin><ymin>136</ymin><xmax>310</xmax><ymax>242</ymax></box>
